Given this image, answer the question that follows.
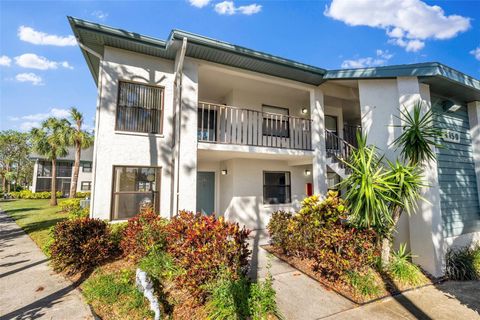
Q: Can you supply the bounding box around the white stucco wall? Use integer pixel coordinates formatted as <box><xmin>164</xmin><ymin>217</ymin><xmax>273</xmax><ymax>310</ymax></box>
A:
<box><xmin>91</xmin><ymin>47</ymin><xmax>177</xmax><ymax>220</ymax></box>
<box><xmin>218</xmin><ymin>158</ymin><xmax>313</xmax><ymax>230</ymax></box>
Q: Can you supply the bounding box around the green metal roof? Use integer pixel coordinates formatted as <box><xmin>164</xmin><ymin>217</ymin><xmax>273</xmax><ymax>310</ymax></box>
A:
<box><xmin>325</xmin><ymin>63</ymin><xmax>480</xmax><ymax>102</ymax></box>
<box><xmin>68</xmin><ymin>16</ymin><xmax>480</xmax><ymax>101</ymax></box>
<box><xmin>67</xmin><ymin>16</ymin><xmax>326</xmax><ymax>85</ymax></box>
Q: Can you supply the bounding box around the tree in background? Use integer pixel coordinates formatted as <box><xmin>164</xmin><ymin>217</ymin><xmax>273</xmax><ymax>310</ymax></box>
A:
<box><xmin>31</xmin><ymin>118</ymin><xmax>70</xmax><ymax>206</ymax></box>
<box><xmin>67</xmin><ymin>107</ymin><xmax>94</xmax><ymax>198</ymax></box>
<box><xmin>0</xmin><ymin>130</ymin><xmax>32</xmax><ymax>192</ymax></box>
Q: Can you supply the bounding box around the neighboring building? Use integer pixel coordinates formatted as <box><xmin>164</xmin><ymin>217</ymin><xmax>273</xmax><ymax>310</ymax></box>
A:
<box><xmin>69</xmin><ymin>16</ymin><xmax>480</xmax><ymax>277</ymax></box>
<box><xmin>31</xmin><ymin>146</ymin><xmax>94</xmax><ymax>196</ymax></box>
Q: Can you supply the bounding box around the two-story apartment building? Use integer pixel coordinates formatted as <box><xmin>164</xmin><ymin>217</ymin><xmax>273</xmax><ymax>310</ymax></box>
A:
<box><xmin>69</xmin><ymin>17</ymin><xmax>480</xmax><ymax>277</ymax></box>
<box><xmin>31</xmin><ymin>146</ymin><xmax>93</xmax><ymax>196</ymax></box>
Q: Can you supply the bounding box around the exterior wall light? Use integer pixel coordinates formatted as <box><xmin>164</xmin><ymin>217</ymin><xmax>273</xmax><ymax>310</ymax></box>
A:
<box><xmin>443</xmin><ymin>100</ymin><xmax>461</xmax><ymax>112</ymax></box>
<box><xmin>221</xmin><ymin>169</ymin><xmax>228</xmax><ymax>175</ymax></box>
<box><xmin>304</xmin><ymin>169</ymin><xmax>311</xmax><ymax>176</ymax></box>
<box><xmin>301</xmin><ymin>108</ymin><xmax>309</xmax><ymax>115</ymax></box>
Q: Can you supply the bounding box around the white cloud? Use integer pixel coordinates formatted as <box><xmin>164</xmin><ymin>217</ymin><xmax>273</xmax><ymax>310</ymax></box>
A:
<box><xmin>91</xmin><ymin>10</ymin><xmax>108</xmax><ymax>20</ymax></box>
<box><xmin>325</xmin><ymin>0</ymin><xmax>470</xmax><ymax>52</ymax></box>
<box><xmin>0</xmin><ymin>55</ymin><xmax>12</xmax><ymax>66</ymax></box>
<box><xmin>9</xmin><ymin>108</ymin><xmax>71</xmax><ymax>131</ymax></box>
<box><xmin>470</xmin><ymin>47</ymin><xmax>480</xmax><ymax>61</ymax></box>
<box><xmin>215</xmin><ymin>1</ymin><xmax>236</xmax><ymax>15</ymax></box>
<box><xmin>18</xmin><ymin>26</ymin><xmax>76</xmax><ymax>46</ymax></box>
<box><xmin>189</xmin><ymin>0</ymin><xmax>211</xmax><ymax>8</ymax></box>
<box><xmin>15</xmin><ymin>73</ymin><xmax>44</xmax><ymax>85</ymax></box>
<box><xmin>215</xmin><ymin>1</ymin><xmax>261</xmax><ymax>15</ymax></box>
<box><xmin>15</xmin><ymin>53</ymin><xmax>73</xmax><ymax>70</ymax></box>
<box><xmin>237</xmin><ymin>4</ymin><xmax>262</xmax><ymax>15</ymax></box>
<box><xmin>341</xmin><ymin>49</ymin><xmax>394</xmax><ymax>69</ymax></box>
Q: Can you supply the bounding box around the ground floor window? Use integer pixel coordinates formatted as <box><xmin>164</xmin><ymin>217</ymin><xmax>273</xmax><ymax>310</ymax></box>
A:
<box><xmin>81</xmin><ymin>181</ymin><xmax>92</xmax><ymax>191</ymax></box>
<box><xmin>263</xmin><ymin>171</ymin><xmax>291</xmax><ymax>204</ymax></box>
<box><xmin>36</xmin><ymin>177</ymin><xmax>71</xmax><ymax>194</ymax></box>
<box><xmin>111</xmin><ymin>166</ymin><xmax>161</xmax><ymax>220</ymax></box>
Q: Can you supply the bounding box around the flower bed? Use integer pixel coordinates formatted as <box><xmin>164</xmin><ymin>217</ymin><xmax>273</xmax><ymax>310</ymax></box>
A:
<box><xmin>266</xmin><ymin>191</ymin><xmax>431</xmax><ymax>303</ymax></box>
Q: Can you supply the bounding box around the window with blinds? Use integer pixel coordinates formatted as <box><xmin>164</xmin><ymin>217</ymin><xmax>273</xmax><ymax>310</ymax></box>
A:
<box><xmin>115</xmin><ymin>81</ymin><xmax>164</xmax><ymax>134</ymax></box>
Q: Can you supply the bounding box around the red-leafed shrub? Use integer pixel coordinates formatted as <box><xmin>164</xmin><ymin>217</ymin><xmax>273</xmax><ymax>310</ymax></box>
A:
<box><xmin>166</xmin><ymin>211</ymin><xmax>251</xmax><ymax>302</ymax></box>
<box><xmin>50</xmin><ymin>218</ymin><xmax>114</xmax><ymax>273</ymax></box>
<box><xmin>120</xmin><ymin>207</ymin><xmax>167</xmax><ymax>261</ymax></box>
<box><xmin>268</xmin><ymin>192</ymin><xmax>379</xmax><ymax>280</ymax></box>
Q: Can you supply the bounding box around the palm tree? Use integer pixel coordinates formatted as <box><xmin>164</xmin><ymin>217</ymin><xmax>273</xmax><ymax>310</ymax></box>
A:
<box><xmin>31</xmin><ymin>118</ymin><xmax>70</xmax><ymax>206</ymax></box>
<box><xmin>67</xmin><ymin>108</ymin><xmax>94</xmax><ymax>198</ymax></box>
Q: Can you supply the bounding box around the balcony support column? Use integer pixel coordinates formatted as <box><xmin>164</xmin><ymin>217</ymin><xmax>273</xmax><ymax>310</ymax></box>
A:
<box><xmin>310</xmin><ymin>88</ymin><xmax>328</xmax><ymax>196</ymax></box>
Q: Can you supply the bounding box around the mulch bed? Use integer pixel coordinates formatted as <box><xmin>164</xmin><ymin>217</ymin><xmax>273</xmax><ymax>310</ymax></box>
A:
<box><xmin>263</xmin><ymin>244</ymin><xmax>434</xmax><ymax>304</ymax></box>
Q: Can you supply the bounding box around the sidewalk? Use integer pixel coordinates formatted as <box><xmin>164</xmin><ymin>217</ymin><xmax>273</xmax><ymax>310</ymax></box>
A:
<box><xmin>0</xmin><ymin>211</ymin><xmax>93</xmax><ymax>320</ymax></box>
<box><xmin>249</xmin><ymin>230</ymin><xmax>480</xmax><ymax>320</ymax></box>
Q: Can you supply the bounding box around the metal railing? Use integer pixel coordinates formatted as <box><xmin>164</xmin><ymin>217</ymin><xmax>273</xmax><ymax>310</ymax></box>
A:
<box><xmin>343</xmin><ymin>124</ymin><xmax>362</xmax><ymax>148</ymax></box>
<box><xmin>198</xmin><ymin>102</ymin><xmax>312</xmax><ymax>150</ymax></box>
<box><xmin>325</xmin><ymin>129</ymin><xmax>356</xmax><ymax>169</ymax></box>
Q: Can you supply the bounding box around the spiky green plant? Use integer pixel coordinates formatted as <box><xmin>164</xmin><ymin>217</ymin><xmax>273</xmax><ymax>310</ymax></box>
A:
<box><xmin>392</xmin><ymin>100</ymin><xmax>442</xmax><ymax>165</ymax></box>
<box><xmin>389</xmin><ymin>243</ymin><xmax>423</xmax><ymax>286</ymax></box>
<box><xmin>339</xmin><ymin>133</ymin><xmax>398</xmax><ymax>229</ymax></box>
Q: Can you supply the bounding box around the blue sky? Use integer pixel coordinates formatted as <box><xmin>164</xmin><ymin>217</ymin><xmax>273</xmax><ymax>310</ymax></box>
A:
<box><xmin>1</xmin><ymin>0</ymin><xmax>479</xmax><ymax>132</ymax></box>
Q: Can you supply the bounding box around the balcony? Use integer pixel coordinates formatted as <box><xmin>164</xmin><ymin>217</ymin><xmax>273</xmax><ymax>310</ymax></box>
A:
<box><xmin>198</xmin><ymin>102</ymin><xmax>313</xmax><ymax>151</ymax></box>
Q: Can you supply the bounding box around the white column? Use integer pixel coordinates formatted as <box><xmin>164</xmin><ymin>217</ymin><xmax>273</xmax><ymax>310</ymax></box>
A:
<box><xmin>467</xmin><ymin>101</ymin><xmax>480</xmax><ymax>203</ymax></box>
<box><xmin>310</xmin><ymin>87</ymin><xmax>328</xmax><ymax>195</ymax></box>
<box><xmin>398</xmin><ymin>78</ymin><xmax>444</xmax><ymax>277</ymax></box>
<box><xmin>176</xmin><ymin>58</ymin><xmax>198</xmax><ymax>212</ymax></box>
<box><xmin>31</xmin><ymin>159</ymin><xmax>39</xmax><ymax>192</ymax></box>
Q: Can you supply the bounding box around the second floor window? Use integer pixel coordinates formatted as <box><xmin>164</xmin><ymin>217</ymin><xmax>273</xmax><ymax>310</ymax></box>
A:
<box><xmin>116</xmin><ymin>81</ymin><xmax>164</xmax><ymax>134</ymax></box>
<box><xmin>83</xmin><ymin>162</ymin><xmax>92</xmax><ymax>173</ymax></box>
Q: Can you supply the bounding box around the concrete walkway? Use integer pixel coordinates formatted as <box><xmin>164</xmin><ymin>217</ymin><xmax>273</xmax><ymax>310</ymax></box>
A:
<box><xmin>249</xmin><ymin>230</ymin><xmax>480</xmax><ymax>320</ymax></box>
<box><xmin>0</xmin><ymin>211</ymin><xmax>93</xmax><ymax>320</ymax></box>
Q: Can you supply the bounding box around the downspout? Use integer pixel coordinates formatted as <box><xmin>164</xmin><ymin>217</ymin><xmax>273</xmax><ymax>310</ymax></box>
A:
<box><xmin>172</xmin><ymin>38</ymin><xmax>188</xmax><ymax>215</ymax></box>
<box><xmin>77</xmin><ymin>40</ymin><xmax>104</xmax><ymax>218</ymax></box>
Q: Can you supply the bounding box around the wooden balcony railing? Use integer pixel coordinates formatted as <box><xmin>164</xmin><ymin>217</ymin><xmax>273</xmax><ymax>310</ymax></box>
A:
<box><xmin>198</xmin><ymin>102</ymin><xmax>312</xmax><ymax>150</ymax></box>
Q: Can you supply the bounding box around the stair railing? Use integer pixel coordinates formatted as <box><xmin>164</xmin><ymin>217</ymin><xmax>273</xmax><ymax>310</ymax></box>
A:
<box><xmin>325</xmin><ymin>129</ymin><xmax>356</xmax><ymax>171</ymax></box>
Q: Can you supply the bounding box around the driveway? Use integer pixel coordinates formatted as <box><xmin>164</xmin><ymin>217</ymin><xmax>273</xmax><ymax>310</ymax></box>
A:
<box><xmin>0</xmin><ymin>211</ymin><xmax>93</xmax><ymax>320</ymax></box>
<box><xmin>249</xmin><ymin>230</ymin><xmax>480</xmax><ymax>320</ymax></box>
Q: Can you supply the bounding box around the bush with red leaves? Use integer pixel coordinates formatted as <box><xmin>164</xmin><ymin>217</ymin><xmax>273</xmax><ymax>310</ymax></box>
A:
<box><xmin>166</xmin><ymin>211</ymin><xmax>251</xmax><ymax>302</ymax></box>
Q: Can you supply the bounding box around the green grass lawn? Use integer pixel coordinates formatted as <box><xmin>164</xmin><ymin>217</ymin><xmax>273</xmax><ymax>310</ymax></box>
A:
<box><xmin>0</xmin><ymin>198</ymin><xmax>67</xmax><ymax>254</ymax></box>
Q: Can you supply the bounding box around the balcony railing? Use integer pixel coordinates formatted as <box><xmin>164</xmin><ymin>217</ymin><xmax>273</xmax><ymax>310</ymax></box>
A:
<box><xmin>198</xmin><ymin>102</ymin><xmax>312</xmax><ymax>151</ymax></box>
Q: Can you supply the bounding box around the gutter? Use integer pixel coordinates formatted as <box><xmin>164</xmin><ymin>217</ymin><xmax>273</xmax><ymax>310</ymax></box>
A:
<box><xmin>172</xmin><ymin>37</ymin><xmax>188</xmax><ymax>216</ymax></box>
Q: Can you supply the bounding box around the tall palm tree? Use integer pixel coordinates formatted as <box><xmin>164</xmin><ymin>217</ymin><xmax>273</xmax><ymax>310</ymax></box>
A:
<box><xmin>31</xmin><ymin>118</ymin><xmax>70</xmax><ymax>206</ymax></box>
<box><xmin>67</xmin><ymin>107</ymin><xmax>94</xmax><ymax>198</ymax></box>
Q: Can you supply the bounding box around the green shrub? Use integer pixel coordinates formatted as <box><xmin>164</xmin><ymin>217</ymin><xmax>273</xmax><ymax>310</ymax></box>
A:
<box><xmin>109</xmin><ymin>222</ymin><xmax>128</xmax><ymax>249</ymax></box>
<box><xmin>50</xmin><ymin>218</ymin><xmax>115</xmax><ymax>273</ymax></box>
<box><xmin>10</xmin><ymin>190</ymin><xmax>62</xmax><ymax>199</ymax></box>
<box><xmin>75</xmin><ymin>191</ymin><xmax>91</xmax><ymax>198</ymax></box>
<box><xmin>120</xmin><ymin>207</ymin><xmax>168</xmax><ymax>262</ymax></box>
<box><xmin>59</xmin><ymin>198</ymin><xmax>89</xmax><ymax>219</ymax></box>
<box><xmin>205</xmin><ymin>269</ymin><xmax>279</xmax><ymax>320</ymax></box>
<box><xmin>139</xmin><ymin>249</ymin><xmax>181</xmax><ymax>282</ymax></box>
<box><xmin>166</xmin><ymin>211</ymin><xmax>251</xmax><ymax>302</ymax></box>
<box><xmin>268</xmin><ymin>192</ymin><xmax>379</xmax><ymax>280</ymax></box>
<box><xmin>59</xmin><ymin>198</ymin><xmax>81</xmax><ymax>212</ymax></box>
<box><xmin>445</xmin><ymin>245</ymin><xmax>480</xmax><ymax>280</ymax></box>
<box><xmin>249</xmin><ymin>273</ymin><xmax>279</xmax><ymax>319</ymax></box>
<box><xmin>347</xmin><ymin>270</ymin><xmax>381</xmax><ymax>298</ymax></box>
<box><xmin>389</xmin><ymin>243</ymin><xmax>422</xmax><ymax>285</ymax></box>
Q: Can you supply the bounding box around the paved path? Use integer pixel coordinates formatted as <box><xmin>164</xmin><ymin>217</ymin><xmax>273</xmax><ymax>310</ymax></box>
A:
<box><xmin>249</xmin><ymin>230</ymin><xmax>480</xmax><ymax>320</ymax></box>
<box><xmin>248</xmin><ymin>230</ymin><xmax>356</xmax><ymax>320</ymax></box>
<box><xmin>0</xmin><ymin>211</ymin><xmax>93</xmax><ymax>320</ymax></box>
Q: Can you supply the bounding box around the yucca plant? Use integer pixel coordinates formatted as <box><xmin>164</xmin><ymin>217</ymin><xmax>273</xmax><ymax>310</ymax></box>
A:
<box><xmin>392</xmin><ymin>100</ymin><xmax>442</xmax><ymax>166</ymax></box>
<box><xmin>339</xmin><ymin>132</ymin><xmax>398</xmax><ymax>229</ymax></box>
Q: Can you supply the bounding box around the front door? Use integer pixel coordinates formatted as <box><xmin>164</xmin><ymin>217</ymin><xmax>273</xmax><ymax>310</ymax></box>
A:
<box><xmin>196</xmin><ymin>172</ymin><xmax>215</xmax><ymax>215</ymax></box>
